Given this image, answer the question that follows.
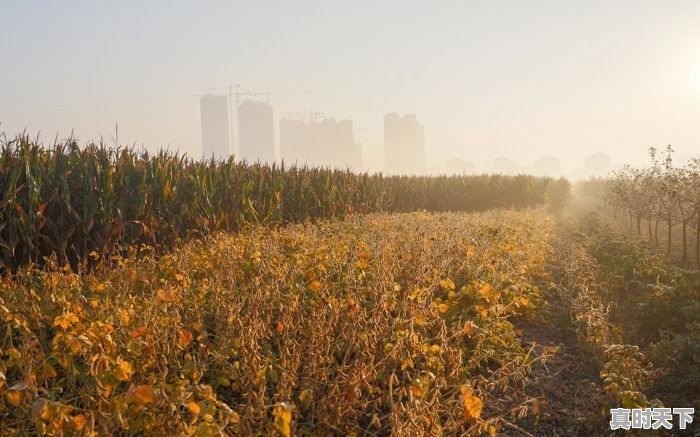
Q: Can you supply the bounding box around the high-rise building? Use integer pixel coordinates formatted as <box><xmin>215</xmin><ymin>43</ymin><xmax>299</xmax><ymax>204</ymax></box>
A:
<box><xmin>324</xmin><ymin>118</ymin><xmax>361</xmax><ymax>169</ymax></box>
<box><xmin>584</xmin><ymin>153</ymin><xmax>612</xmax><ymax>177</ymax></box>
<box><xmin>280</xmin><ymin>117</ymin><xmax>361</xmax><ymax>169</ymax></box>
<box><xmin>280</xmin><ymin>118</ymin><xmax>315</xmax><ymax>165</ymax></box>
<box><xmin>524</xmin><ymin>155</ymin><xmax>564</xmax><ymax>177</ymax></box>
<box><xmin>238</xmin><ymin>100</ymin><xmax>275</xmax><ymax>164</ymax></box>
<box><xmin>492</xmin><ymin>157</ymin><xmax>520</xmax><ymax>175</ymax></box>
<box><xmin>200</xmin><ymin>94</ymin><xmax>230</xmax><ymax>160</ymax></box>
<box><xmin>384</xmin><ymin>113</ymin><xmax>425</xmax><ymax>174</ymax></box>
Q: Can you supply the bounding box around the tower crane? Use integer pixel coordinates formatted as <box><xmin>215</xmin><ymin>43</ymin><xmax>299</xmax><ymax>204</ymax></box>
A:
<box><xmin>196</xmin><ymin>85</ymin><xmax>314</xmax><ymax>155</ymax></box>
<box><xmin>278</xmin><ymin>111</ymin><xmax>328</xmax><ymax>123</ymax></box>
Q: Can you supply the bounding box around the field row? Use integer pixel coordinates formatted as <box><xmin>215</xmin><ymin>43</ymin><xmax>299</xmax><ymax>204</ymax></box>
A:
<box><xmin>556</xmin><ymin>213</ymin><xmax>699</xmax><ymax>410</ymax></box>
<box><xmin>0</xmin><ymin>210</ymin><xmax>552</xmax><ymax>436</ymax></box>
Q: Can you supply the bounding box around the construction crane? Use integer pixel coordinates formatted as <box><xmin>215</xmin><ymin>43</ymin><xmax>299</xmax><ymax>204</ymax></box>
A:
<box><xmin>279</xmin><ymin>111</ymin><xmax>327</xmax><ymax>122</ymax></box>
<box><xmin>196</xmin><ymin>85</ymin><xmax>314</xmax><ymax>155</ymax></box>
<box><xmin>201</xmin><ymin>85</ymin><xmax>314</xmax><ymax>106</ymax></box>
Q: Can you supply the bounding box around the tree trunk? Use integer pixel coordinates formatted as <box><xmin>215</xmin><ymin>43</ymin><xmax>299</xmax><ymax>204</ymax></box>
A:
<box><xmin>696</xmin><ymin>210</ymin><xmax>700</xmax><ymax>268</ymax></box>
<box><xmin>630</xmin><ymin>211</ymin><xmax>634</xmax><ymax>231</ymax></box>
<box><xmin>637</xmin><ymin>215</ymin><xmax>642</xmax><ymax>236</ymax></box>
<box><xmin>648</xmin><ymin>218</ymin><xmax>653</xmax><ymax>243</ymax></box>
<box><xmin>655</xmin><ymin>220</ymin><xmax>659</xmax><ymax>247</ymax></box>
<box><xmin>667</xmin><ymin>221</ymin><xmax>672</xmax><ymax>256</ymax></box>
<box><xmin>682</xmin><ymin>221</ymin><xmax>687</xmax><ymax>266</ymax></box>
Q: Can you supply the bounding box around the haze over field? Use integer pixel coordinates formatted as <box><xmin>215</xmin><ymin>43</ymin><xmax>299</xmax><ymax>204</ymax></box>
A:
<box><xmin>1</xmin><ymin>1</ymin><xmax>699</xmax><ymax>175</ymax></box>
<box><xmin>1</xmin><ymin>3</ymin><xmax>699</xmax><ymax>435</ymax></box>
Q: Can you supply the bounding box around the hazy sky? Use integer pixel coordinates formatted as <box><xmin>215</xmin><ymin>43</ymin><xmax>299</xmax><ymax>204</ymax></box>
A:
<box><xmin>1</xmin><ymin>1</ymin><xmax>699</xmax><ymax>172</ymax></box>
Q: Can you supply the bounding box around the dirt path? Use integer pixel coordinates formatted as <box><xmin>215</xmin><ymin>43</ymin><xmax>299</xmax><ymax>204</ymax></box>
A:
<box><xmin>511</xmin><ymin>282</ymin><xmax>609</xmax><ymax>435</ymax></box>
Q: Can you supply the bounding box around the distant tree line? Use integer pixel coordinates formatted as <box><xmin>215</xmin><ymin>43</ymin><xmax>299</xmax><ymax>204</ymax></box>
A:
<box><xmin>599</xmin><ymin>146</ymin><xmax>700</xmax><ymax>266</ymax></box>
<box><xmin>0</xmin><ymin>136</ymin><xmax>570</xmax><ymax>270</ymax></box>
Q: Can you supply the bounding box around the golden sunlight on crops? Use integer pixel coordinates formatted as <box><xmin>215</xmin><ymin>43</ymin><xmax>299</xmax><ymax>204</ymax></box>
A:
<box><xmin>0</xmin><ymin>211</ymin><xmax>553</xmax><ymax>436</ymax></box>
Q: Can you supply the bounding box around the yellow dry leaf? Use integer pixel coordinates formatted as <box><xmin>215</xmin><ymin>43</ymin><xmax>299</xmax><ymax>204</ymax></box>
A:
<box><xmin>465</xmin><ymin>245</ymin><xmax>476</xmax><ymax>257</ymax></box>
<box><xmin>437</xmin><ymin>303</ymin><xmax>449</xmax><ymax>314</ymax></box>
<box><xmin>186</xmin><ymin>400</ymin><xmax>201</xmax><ymax>415</ymax></box>
<box><xmin>411</xmin><ymin>378</ymin><xmax>425</xmax><ymax>398</ymax></box>
<box><xmin>118</xmin><ymin>308</ymin><xmax>132</xmax><ymax>325</ymax></box>
<box><xmin>515</xmin><ymin>296</ymin><xmax>533</xmax><ymax>309</ymax></box>
<box><xmin>178</xmin><ymin>329</ymin><xmax>193</xmax><ymax>346</ymax></box>
<box><xmin>72</xmin><ymin>414</ymin><xmax>87</xmax><ymax>431</ymax></box>
<box><xmin>273</xmin><ymin>403</ymin><xmax>293</xmax><ymax>437</ymax></box>
<box><xmin>7</xmin><ymin>347</ymin><xmax>21</xmax><ymax>361</ymax></box>
<box><xmin>53</xmin><ymin>312</ymin><xmax>79</xmax><ymax>330</ymax></box>
<box><xmin>298</xmin><ymin>389</ymin><xmax>313</xmax><ymax>408</ymax></box>
<box><xmin>156</xmin><ymin>288</ymin><xmax>180</xmax><ymax>303</ymax></box>
<box><xmin>6</xmin><ymin>390</ymin><xmax>22</xmax><ymax>407</ymax></box>
<box><xmin>479</xmin><ymin>284</ymin><xmax>500</xmax><ymax>302</ymax></box>
<box><xmin>216</xmin><ymin>375</ymin><xmax>231</xmax><ymax>387</ymax></box>
<box><xmin>355</xmin><ymin>259</ymin><xmax>369</xmax><ymax>270</ymax></box>
<box><xmin>115</xmin><ymin>358</ymin><xmax>133</xmax><ymax>382</ymax></box>
<box><xmin>487</xmin><ymin>423</ymin><xmax>498</xmax><ymax>437</ymax></box>
<box><xmin>132</xmin><ymin>385</ymin><xmax>156</xmax><ymax>404</ymax></box>
<box><xmin>463</xmin><ymin>320</ymin><xmax>478</xmax><ymax>337</ymax></box>
<box><xmin>130</xmin><ymin>326</ymin><xmax>148</xmax><ymax>339</ymax></box>
<box><xmin>228</xmin><ymin>411</ymin><xmax>240</xmax><ymax>424</ymax></box>
<box><xmin>460</xmin><ymin>384</ymin><xmax>483</xmax><ymax>422</ymax></box>
<box><xmin>67</xmin><ymin>337</ymin><xmax>82</xmax><ymax>354</ymax></box>
<box><xmin>439</xmin><ymin>278</ymin><xmax>456</xmax><ymax>290</ymax></box>
<box><xmin>475</xmin><ymin>300</ymin><xmax>489</xmax><ymax>318</ymax></box>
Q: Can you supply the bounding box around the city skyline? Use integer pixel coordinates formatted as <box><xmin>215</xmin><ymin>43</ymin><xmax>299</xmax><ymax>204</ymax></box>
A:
<box><xmin>198</xmin><ymin>94</ymin><xmax>637</xmax><ymax>178</ymax></box>
<box><xmin>2</xmin><ymin>1</ymin><xmax>698</xmax><ymax>174</ymax></box>
<box><xmin>280</xmin><ymin>116</ymin><xmax>361</xmax><ymax>169</ymax></box>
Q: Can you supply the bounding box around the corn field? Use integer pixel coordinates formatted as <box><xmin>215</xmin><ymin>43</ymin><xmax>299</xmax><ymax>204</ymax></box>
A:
<box><xmin>0</xmin><ymin>136</ymin><xmax>569</xmax><ymax>270</ymax></box>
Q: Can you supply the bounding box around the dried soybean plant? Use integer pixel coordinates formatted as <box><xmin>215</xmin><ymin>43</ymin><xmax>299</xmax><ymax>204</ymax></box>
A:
<box><xmin>0</xmin><ymin>210</ymin><xmax>554</xmax><ymax>436</ymax></box>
